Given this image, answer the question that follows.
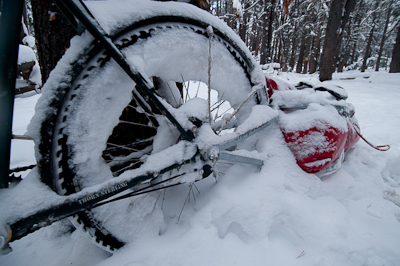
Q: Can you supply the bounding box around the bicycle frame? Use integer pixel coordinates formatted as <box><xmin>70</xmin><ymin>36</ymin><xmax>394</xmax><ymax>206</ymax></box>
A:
<box><xmin>0</xmin><ymin>0</ymin><xmax>196</xmax><ymax>189</ymax></box>
<box><xmin>0</xmin><ymin>0</ymin><xmax>25</xmax><ymax>189</ymax></box>
<box><xmin>0</xmin><ymin>0</ymin><xmax>273</xmax><ymax>252</ymax></box>
<box><xmin>53</xmin><ymin>0</ymin><xmax>195</xmax><ymax>141</ymax></box>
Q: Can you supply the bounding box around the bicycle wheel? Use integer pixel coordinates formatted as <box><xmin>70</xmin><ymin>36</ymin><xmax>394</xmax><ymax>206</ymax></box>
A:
<box><xmin>36</xmin><ymin>16</ymin><xmax>263</xmax><ymax>252</ymax></box>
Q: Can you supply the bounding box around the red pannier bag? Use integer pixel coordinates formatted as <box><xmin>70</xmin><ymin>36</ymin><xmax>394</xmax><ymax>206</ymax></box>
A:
<box><xmin>266</xmin><ymin>77</ymin><xmax>360</xmax><ymax>177</ymax></box>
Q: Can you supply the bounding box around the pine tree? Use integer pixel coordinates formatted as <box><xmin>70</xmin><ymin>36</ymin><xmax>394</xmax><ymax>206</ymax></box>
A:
<box><xmin>30</xmin><ymin>0</ymin><xmax>76</xmax><ymax>83</ymax></box>
<box><xmin>319</xmin><ymin>0</ymin><xmax>357</xmax><ymax>81</ymax></box>
<box><xmin>389</xmin><ymin>25</ymin><xmax>400</xmax><ymax>73</ymax></box>
<box><xmin>376</xmin><ymin>0</ymin><xmax>394</xmax><ymax>71</ymax></box>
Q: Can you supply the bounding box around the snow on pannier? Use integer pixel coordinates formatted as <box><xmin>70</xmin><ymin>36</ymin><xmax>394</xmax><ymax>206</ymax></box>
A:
<box><xmin>266</xmin><ymin>77</ymin><xmax>360</xmax><ymax>177</ymax></box>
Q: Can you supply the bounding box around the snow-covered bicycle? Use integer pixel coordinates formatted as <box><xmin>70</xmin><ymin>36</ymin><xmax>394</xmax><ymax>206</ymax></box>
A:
<box><xmin>0</xmin><ymin>0</ymin><xmax>280</xmax><ymax>253</ymax></box>
<box><xmin>1</xmin><ymin>0</ymin><xmax>377</xmax><ymax>254</ymax></box>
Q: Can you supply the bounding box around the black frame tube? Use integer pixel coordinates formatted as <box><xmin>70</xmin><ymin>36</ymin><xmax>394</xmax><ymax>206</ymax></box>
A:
<box><xmin>8</xmin><ymin>155</ymin><xmax>197</xmax><ymax>243</ymax></box>
<box><xmin>0</xmin><ymin>0</ymin><xmax>24</xmax><ymax>188</ymax></box>
<box><xmin>53</xmin><ymin>0</ymin><xmax>194</xmax><ymax>141</ymax></box>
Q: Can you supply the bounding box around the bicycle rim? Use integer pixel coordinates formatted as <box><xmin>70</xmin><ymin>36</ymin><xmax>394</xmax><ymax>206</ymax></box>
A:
<box><xmin>38</xmin><ymin>17</ymin><xmax>261</xmax><ymax>252</ymax></box>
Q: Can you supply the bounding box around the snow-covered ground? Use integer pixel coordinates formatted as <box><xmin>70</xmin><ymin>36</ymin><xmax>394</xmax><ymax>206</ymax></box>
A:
<box><xmin>1</xmin><ymin>69</ymin><xmax>399</xmax><ymax>265</ymax></box>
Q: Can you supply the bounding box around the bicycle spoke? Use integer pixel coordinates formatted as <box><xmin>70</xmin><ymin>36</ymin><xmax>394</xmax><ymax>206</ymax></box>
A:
<box><xmin>195</xmin><ymin>80</ymin><xmax>201</xmax><ymax>97</ymax></box>
<box><xmin>161</xmin><ymin>189</ymin><xmax>166</xmax><ymax>210</ymax></box>
<box><xmin>105</xmin><ymin>158</ymin><xmax>140</xmax><ymax>163</ymax></box>
<box><xmin>214</xmin><ymin>106</ymin><xmax>234</xmax><ymax>121</ymax></box>
<box><xmin>207</xmin><ymin>27</ymin><xmax>213</xmax><ymax>125</ymax></box>
<box><xmin>106</xmin><ymin>142</ymin><xmax>142</xmax><ymax>152</ymax></box>
<box><xmin>93</xmin><ymin>172</ymin><xmax>188</xmax><ymax>208</ymax></box>
<box><xmin>210</xmin><ymin>100</ymin><xmax>226</xmax><ymax>112</ymax></box>
<box><xmin>129</xmin><ymin>93</ymin><xmax>159</xmax><ymax>127</ymax></box>
<box><xmin>127</xmin><ymin>104</ymin><xmax>156</xmax><ymax>118</ymax></box>
<box><xmin>177</xmin><ymin>186</ymin><xmax>191</xmax><ymax>222</ymax></box>
<box><xmin>217</xmin><ymin>90</ymin><xmax>257</xmax><ymax>134</ymax></box>
<box><xmin>166</xmin><ymin>82</ymin><xmax>180</xmax><ymax>107</ymax></box>
<box><xmin>177</xmin><ymin>183</ymin><xmax>199</xmax><ymax>222</ymax></box>
<box><xmin>180</xmin><ymin>75</ymin><xmax>191</xmax><ymax>103</ymax></box>
<box><xmin>193</xmin><ymin>183</ymin><xmax>200</xmax><ymax>194</ymax></box>
<box><xmin>111</xmin><ymin>160</ymin><xmax>142</xmax><ymax>175</ymax></box>
<box><xmin>119</xmin><ymin>120</ymin><xmax>156</xmax><ymax>128</ymax></box>
<box><xmin>190</xmin><ymin>183</ymin><xmax>196</xmax><ymax>203</ymax></box>
<box><xmin>104</xmin><ymin>137</ymin><xmax>153</xmax><ymax>152</ymax></box>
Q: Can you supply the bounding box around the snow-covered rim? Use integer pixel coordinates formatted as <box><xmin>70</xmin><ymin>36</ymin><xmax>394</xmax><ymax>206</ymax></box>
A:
<box><xmin>29</xmin><ymin>10</ymin><xmax>265</xmax><ymax>162</ymax></box>
<box><xmin>34</xmin><ymin>17</ymin><xmax>261</xmax><ymax>252</ymax></box>
<box><xmin>85</xmin><ymin>0</ymin><xmax>263</xmax><ymax>81</ymax></box>
<box><xmin>114</xmin><ymin>16</ymin><xmax>255</xmax><ymax>81</ymax></box>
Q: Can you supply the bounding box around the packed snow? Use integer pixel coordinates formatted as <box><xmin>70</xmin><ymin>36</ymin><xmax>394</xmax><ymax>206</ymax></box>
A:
<box><xmin>1</xmin><ymin>70</ymin><xmax>400</xmax><ymax>266</ymax></box>
<box><xmin>17</xmin><ymin>45</ymin><xmax>36</xmax><ymax>65</ymax></box>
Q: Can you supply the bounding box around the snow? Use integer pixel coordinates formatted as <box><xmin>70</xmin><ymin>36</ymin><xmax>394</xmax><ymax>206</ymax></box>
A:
<box><xmin>22</xmin><ymin>36</ymin><xmax>35</xmax><ymax>48</ymax></box>
<box><xmin>83</xmin><ymin>0</ymin><xmax>265</xmax><ymax>91</ymax></box>
<box><xmin>1</xmin><ymin>70</ymin><xmax>399</xmax><ymax>265</ymax></box>
<box><xmin>232</xmin><ymin>0</ymin><xmax>243</xmax><ymax>18</ymax></box>
<box><xmin>27</xmin><ymin>31</ymin><xmax>95</xmax><ymax>162</ymax></box>
<box><xmin>278</xmin><ymin>102</ymin><xmax>349</xmax><ymax>132</ymax></box>
<box><xmin>17</xmin><ymin>45</ymin><xmax>36</xmax><ymax>65</ymax></box>
<box><xmin>84</xmin><ymin>0</ymin><xmax>255</xmax><ymax>67</ymax></box>
<box><xmin>17</xmin><ymin>45</ymin><xmax>42</xmax><ymax>89</ymax></box>
<box><xmin>9</xmin><ymin>94</ymin><xmax>41</xmax><ymax>177</ymax></box>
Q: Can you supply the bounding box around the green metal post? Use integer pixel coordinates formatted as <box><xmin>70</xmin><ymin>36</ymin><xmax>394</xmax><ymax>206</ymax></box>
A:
<box><xmin>0</xmin><ymin>0</ymin><xmax>24</xmax><ymax>188</ymax></box>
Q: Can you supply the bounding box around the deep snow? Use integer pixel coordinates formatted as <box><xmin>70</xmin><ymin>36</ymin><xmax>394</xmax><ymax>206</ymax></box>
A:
<box><xmin>1</xmin><ymin>70</ymin><xmax>400</xmax><ymax>266</ymax></box>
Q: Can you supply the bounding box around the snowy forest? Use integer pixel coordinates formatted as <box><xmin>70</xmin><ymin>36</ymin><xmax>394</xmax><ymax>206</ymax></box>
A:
<box><xmin>210</xmin><ymin>0</ymin><xmax>400</xmax><ymax>77</ymax></box>
<box><xmin>17</xmin><ymin>0</ymin><xmax>400</xmax><ymax>87</ymax></box>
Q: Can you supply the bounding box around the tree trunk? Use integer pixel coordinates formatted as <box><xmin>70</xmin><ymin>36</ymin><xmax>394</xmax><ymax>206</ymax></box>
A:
<box><xmin>272</xmin><ymin>37</ymin><xmax>279</xmax><ymax>62</ymax></box>
<box><xmin>350</xmin><ymin>42</ymin><xmax>357</xmax><ymax>64</ymax></box>
<box><xmin>337</xmin><ymin>51</ymin><xmax>349</xmax><ymax>72</ymax></box>
<box><xmin>287</xmin><ymin>0</ymin><xmax>300</xmax><ymax>71</ymax></box>
<box><xmin>302</xmin><ymin>33</ymin><xmax>312</xmax><ymax>74</ymax></box>
<box><xmin>251</xmin><ymin>19</ymin><xmax>261</xmax><ymax>57</ymax></box>
<box><xmin>360</xmin><ymin>0</ymin><xmax>379</xmax><ymax>72</ymax></box>
<box><xmin>225</xmin><ymin>0</ymin><xmax>236</xmax><ymax>29</ymax></box>
<box><xmin>309</xmin><ymin>27</ymin><xmax>322</xmax><ymax>74</ymax></box>
<box><xmin>20</xmin><ymin>0</ymin><xmax>27</xmax><ymax>43</ymax></box>
<box><xmin>389</xmin><ymin>25</ymin><xmax>400</xmax><ymax>73</ymax></box>
<box><xmin>259</xmin><ymin>0</ymin><xmax>269</xmax><ymax>64</ymax></box>
<box><xmin>266</xmin><ymin>0</ymin><xmax>275</xmax><ymax>63</ymax></box>
<box><xmin>337</xmin><ymin>56</ymin><xmax>346</xmax><ymax>72</ymax></box>
<box><xmin>282</xmin><ymin>32</ymin><xmax>290</xmax><ymax>72</ymax></box>
<box><xmin>319</xmin><ymin>0</ymin><xmax>357</xmax><ymax>81</ymax></box>
<box><xmin>361</xmin><ymin>26</ymin><xmax>375</xmax><ymax>72</ymax></box>
<box><xmin>375</xmin><ymin>3</ymin><xmax>392</xmax><ymax>71</ymax></box>
<box><xmin>296</xmin><ymin>35</ymin><xmax>306</xmax><ymax>73</ymax></box>
<box><xmin>337</xmin><ymin>23</ymin><xmax>352</xmax><ymax>72</ymax></box>
<box><xmin>276</xmin><ymin>38</ymin><xmax>282</xmax><ymax>63</ymax></box>
<box><xmin>281</xmin><ymin>44</ymin><xmax>287</xmax><ymax>71</ymax></box>
<box><xmin>31</xmin><ymin>0</ymin><xmax>76</xmax><ymax>83</ymax></box>
<box><xmin>319</xmin><ymin>0</ymin><xmax>342</xmax><ymax>81</ymax></box>
<box><xmin>238</xmin><ymin>1</ymin><xmax>250</xmax><ymax>42</ymax></box>
<box><xmin>289</xmin><ymin>24</ymin><xmax>298</xmax><ymax>71</ymax></box>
